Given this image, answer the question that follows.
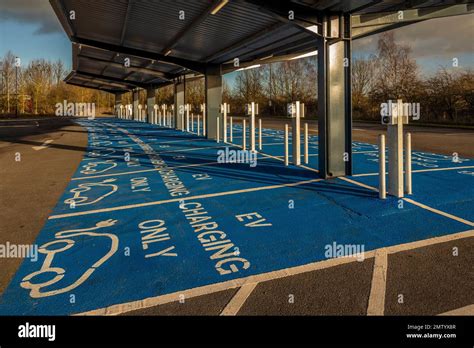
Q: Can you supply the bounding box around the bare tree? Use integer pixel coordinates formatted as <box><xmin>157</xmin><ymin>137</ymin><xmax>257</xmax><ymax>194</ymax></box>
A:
<box><xmin>1</xmin><ymin>51</ymin><xmax>16</xmax><ymax>113</ymax></box>
<box><xmin>24</xmin><ymin>59</ymin><xmax>52</xmax><ymax>114</ymax></box>
<box><xmin>372</xmin><ymin>32</ymin><xmax>419</xmax><ymax>101</ymax></box>
<box><xmin>155</xmin><ymin>85</ymin><xmax>173</xmax><ymax>106</ymax></box>
<box><xmin>352</xmin><ymin>55</ymin><xmax>377</xmax><ymax>119</ymax></box>
<box><xmin>186</xmin><ymin>78</ymin><xmax>204</xmax><ymax>111</ymax></box>
<box><xmin>52</xmin><ymin>59</ymin><xmax>65</xmax><ymax>85</ymax></box>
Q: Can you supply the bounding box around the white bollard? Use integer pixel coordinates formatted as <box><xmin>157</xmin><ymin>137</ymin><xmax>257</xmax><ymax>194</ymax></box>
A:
<box><xmin>379</xmin><ymin>134</ymin><xmax>386</xmax><ymax>199</ymax></box>
<box><xmin>304</xmin><ymin>122</ymin><xmax>309</xmax><ymax>164</ymax></box>
<box><xmin>138</xmin><ymin>105</ymin><xmax>143</xmax><ymax>122</ymax></box>
<box><xmin>242</xmin><ymin>119</ymin><xmax>246</xmax><ymax>150</ymax></box>
<box><xmin>162</xmin><ymin>105</ymin><xmax>167</xmax><ymax>124</ymax></box>
<box><xmin>405</xmin><ymin>132</ymin><xmax>412</xmax><ymax>195</ymax></box>
<box><xmin>230</xmin><ymin>117</ymin><xmax>233</xmax><ymax>143</ymax></box>
<box><xmin>284</xmin><ymin>124</ymin><xmax>289</xmax><ymax>166</ymax></box>
<box><xmin>192</xmin><ymin>113</ymin><xmax>194</xmax><ymax>132</ymax></box>
<box><xmin>197</xmin><ymin>115</ymin><xmax>201</xmax><ymax>136</ymax></box>
<box><xmin>203</xmin><ymin>105</ymin><xmax>206</xmax><ymax>136</ymax></box>
<box><xmin>217</xmin><ymin>117</ymin><xmax>220</xmax><ymax>143</ymax></box>
<box><xmin>250</xmin><ymin>102</ymin><xmax>256</xmax><ymax>152</ymax></box>
<box><xmin>223</xmin><ymin>103</ymin><xmax>228</xmax><ymax>143</ymax></box>
<box><xmin>186</xmin><ymin>105</ymin><xmax>190</xmax><ymax>132</ymax></box>
<box><xmin>181</xmin><ymin>113</ymin><xmax>184</xmax><ymax>131</ymax></box>
<box><xmin>292</xmin><ymin>101</ymin><xmax>301</xmax><ymax>165</ymax></box>
<box><xmin>388</xmin><ymin>110</ymin><xmax>404</xmax><ymax>198</ymax></box>
<box><xmin>258</xmin><ymin>118</ymin><xmax>262</xmax><ymax>150</ymax></box>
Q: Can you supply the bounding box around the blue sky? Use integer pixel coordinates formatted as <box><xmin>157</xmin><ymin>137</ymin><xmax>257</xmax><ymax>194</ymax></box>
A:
<box><xmin>0</xmin><ymin>0</ymin><xmax>472</xmax><ymax>77</ymax></box>
<box><xmin>0</xmin><ymin>20</ymin><xmax>71</xmax><ymax>69</ymax></box>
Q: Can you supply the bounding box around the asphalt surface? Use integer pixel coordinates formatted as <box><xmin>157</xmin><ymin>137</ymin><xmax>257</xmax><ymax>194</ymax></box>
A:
<box><xmin>0</xmin><ymin>116</ymin><xmax>472</xmax><ymax>315</ymax></box>
<box><xmin>0</xmin><ymin>117</ymin><xmax>88</xmax><ymax>294</ymax></box>
<box><xmin>250</xmin><ymin>117</ymin><xmax>474</xmax><ymax>158</ymax></box>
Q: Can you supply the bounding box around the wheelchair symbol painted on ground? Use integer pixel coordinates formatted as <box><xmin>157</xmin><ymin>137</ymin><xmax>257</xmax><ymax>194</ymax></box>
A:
<box><xmin>80</xmin><ymin>160</ymin><xmax>117</xmax><ymax>175</ymax></box>
<box><xmin>20</xmin><ymin>219</ymin><xmax>119</xmax><ymax>298</ymax></box>
<box><xmin>64</xmin><ymin>178</ymin><xmax>118</xmax><ymax>207</ymax></box>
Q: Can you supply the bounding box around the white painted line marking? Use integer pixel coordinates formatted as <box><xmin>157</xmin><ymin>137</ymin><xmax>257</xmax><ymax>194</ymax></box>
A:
<box><xmin>32</xmin><ymin>139</ymin><xmax>54</xmax><ymax>151</ymax></box>
<box><xmin>159</xmin><ymin>144</ymin><xmax>225</xmax><ymax>153</ymax></box>
<box><xmin>71</xmin><ymin>161</ymin><xmax>220</xmax><ymax>181</ymax></box>
<box><xmin>353</xmin><ymin>150</ymin><xmax>379</xmax><ymax>154</ymax></box>
<box><xmin>438</xmin><ymin>304</ymin><xmax>474</xmax><ymax>315</ymax></box>
<box><xmin>49</xmin><ymin>177</ymin><xmax>323</xmax><ymax>219</ymax></box>
<box><xmin>341</xmin><ymin>176</ymin><xmax>473</xmax><ymax>226</ymax></box>
<box><xmin>154</xmin><ymin>138</ymin><xmax>208</xmax><ymax>145</ymax></box>
<box><xmin>262</xmin><ymin>142</ymin><xmax>284</xmax><ymax>146</ymax></box>
<box><xmin>386</xmin><ymin>229</ymin><xmax>473</xmax><ymax>254</ymax></box>
<box><xmin>76</xmin><ymin>229</ymin><xmax>473</xmax><ymax>316</ymax></box>
<box><xmin>220</xmin><ymin>282</ymin><xmax>258</xmax><ymax>316</ymax></box>
<box><xmin>353</xmin><ymin>165</ymin><xmax>474</xmax><ymax>177</ymax></box>
<box><xmin>78</xmin><ymin>252</ymin><xmax>372</xmax><ymax>315</ymax></box>
<box><xmin>411</xmin><ymin>165</ymin><xmax>474</xmax><ymax>173</ymax></box>
<box><xmin>367</xmin><ymin>248</ymin><xmax>388</xmax><ymax>316</ymax></box>
<box><xmin>340</xmin><ymin>176</ymin><xmax>378</xmax><ymax>192</ymax></box>
<box><xmin>403</xmin><ymin>198</ymin><xmax>473</xmax><ymax>227</ymax></box>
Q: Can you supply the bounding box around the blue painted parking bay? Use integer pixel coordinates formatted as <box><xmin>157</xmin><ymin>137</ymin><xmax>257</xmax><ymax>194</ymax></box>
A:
<box><xmin>1</xmin><ymin>118</ymin><xmax>472</xmax><ymax>315</ymax></box>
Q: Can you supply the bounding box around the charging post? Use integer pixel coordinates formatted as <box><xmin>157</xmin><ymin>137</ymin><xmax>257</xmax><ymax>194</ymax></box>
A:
<box><xmin>382</xmin><ymin>99</ymin><xmax>410</xmax><ymax>198</ymax></box>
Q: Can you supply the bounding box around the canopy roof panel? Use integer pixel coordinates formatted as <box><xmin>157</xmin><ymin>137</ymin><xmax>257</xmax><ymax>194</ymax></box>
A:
<box><xmin>51</xmin><ymin>0</ymin><xmax>473</xmax><ymax>91</ymax></box>
<box><xmin>64</xmin><ymin>71</ymin><xmax>135</xmax><ymax>93</ymax></box>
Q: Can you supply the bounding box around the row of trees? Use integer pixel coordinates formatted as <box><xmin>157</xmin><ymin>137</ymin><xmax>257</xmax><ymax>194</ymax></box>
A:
<box><xmin>352</xmin><ymin>32</ymin><xmax>473</xmax><ymax>124</ymax></box>
<box><xmin>2</xmin><ymin>32</ymin><xmax>472</xmax><ymax>124</ymax></box>
<box><xmin>0</xmin><ymin>51</ymin><xmax>114</xmax><ymax>116</ymax></box>
<box><xmin>136</xmin><ymin>57</ymin><xmax>317</xmax><ymax>117</ymax></box>
<box><xmin>146</xmin><ymin>33</ymin><xmax>472</xmax><ymax>124</ymax></box>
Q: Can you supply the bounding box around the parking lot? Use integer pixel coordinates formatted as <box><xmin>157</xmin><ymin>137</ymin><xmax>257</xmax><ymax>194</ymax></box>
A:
<box><xmin>0</xmin><ymin>117</ymin><xmax>472</xmax><ymax>316</ymax></box>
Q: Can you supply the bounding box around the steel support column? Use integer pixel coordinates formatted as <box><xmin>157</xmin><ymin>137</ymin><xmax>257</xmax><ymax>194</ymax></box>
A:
<box><xmin>205</xmin><ymin>65</ymin><xmax>222</xmax><ymax>141</ymax></box>
<box><xmin>132</xmin><ymin>89</ymin><xmax>139</xmax><ymax>121</ymax></box>
<box><xmin>146</xmin><ymin>87</ymin><xmax>155</xmax><ymax>123</ymax></box>
<box><xmin>318</xmin><ymin>14</ymin><xmax>352</xmax><ymax>179</ymax></box>
<box><xmin>174</xmin><ymin>76</ymin><xmax>185</xmax><ymax>130</ymax></box>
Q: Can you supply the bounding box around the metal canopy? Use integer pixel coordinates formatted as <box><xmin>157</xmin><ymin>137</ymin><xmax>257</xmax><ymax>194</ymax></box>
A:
<box><xmin>51</xmin><ymin>0</ymin><xmax>474</xmax><ymax>87</ymax></box>
<box><xmin>64</xmin><ymin>70</ymin><xmax>137</xmax><ymax>93</ymax></box>
<box><xmin>71</xmin><ymin>43</ymin><xmax>178</xmax><ymax>88</ymax></box>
